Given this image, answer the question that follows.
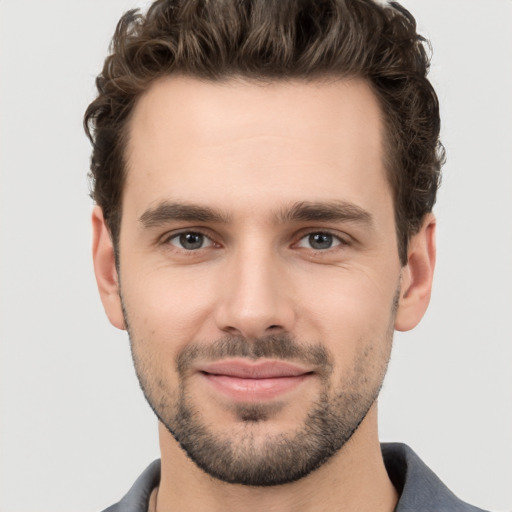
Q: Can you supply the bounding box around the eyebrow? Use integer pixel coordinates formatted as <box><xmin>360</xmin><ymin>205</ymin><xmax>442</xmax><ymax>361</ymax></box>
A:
<box><xmin>138</xmin><ymin>199</ymin><xmax>373</xmax><ymax>229</ymax></box>
<box><xmin>276</xmin><ymin>201</ymin><xmax>374</xmax><ymax>227</ymax></box>
<box><xmin>139</xmin><ymin>201</ymin><xmax>231</xmax><ymax>228</ymax></box>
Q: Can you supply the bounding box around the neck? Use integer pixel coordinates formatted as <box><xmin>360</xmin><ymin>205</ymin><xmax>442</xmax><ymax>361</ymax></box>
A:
<box><xmin>155</xmin><ymin>403</ymin><xmax>398</xmax><ymax>512</ymax></box>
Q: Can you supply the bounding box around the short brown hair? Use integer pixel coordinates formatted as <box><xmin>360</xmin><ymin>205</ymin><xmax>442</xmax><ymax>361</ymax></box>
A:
<box><xmin>84</xmin><ymin>0</ymin><xmax>444</xmax><ymax>264</ymax></box>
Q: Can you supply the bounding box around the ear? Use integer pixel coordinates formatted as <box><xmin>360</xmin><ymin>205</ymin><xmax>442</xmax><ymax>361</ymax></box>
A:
<box><xmin>395</xmin><ymin>213</ymin><xmax>436</xmax><ymax>332</ymax></box>
<box><xmin>91</xmin><ymin>206</ymin><xmax>125</xmax><ymax>330</ymax></box>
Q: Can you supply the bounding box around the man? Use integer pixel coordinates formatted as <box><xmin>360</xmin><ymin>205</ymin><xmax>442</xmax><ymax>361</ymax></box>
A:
<box><xmin>84</xmin><ymin>0</ymin><xmax>487</xmax><ymax>511</ymax></box>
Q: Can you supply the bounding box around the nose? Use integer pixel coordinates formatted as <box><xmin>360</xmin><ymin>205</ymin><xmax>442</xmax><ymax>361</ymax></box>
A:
<box><xmin>214</xmin><ymin>245</ymin><xmax>296</xmax><ymax>340</ymax></box>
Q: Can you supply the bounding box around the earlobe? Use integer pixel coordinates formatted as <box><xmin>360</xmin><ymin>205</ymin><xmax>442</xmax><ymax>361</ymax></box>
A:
<box><xmin>395</xmin><ymin>214</ymin><xmax>436</xmax><ymax>332</ymax></box>
<box><xmin>91</xmin><ymin>206</ymin><xmax>126</xmax><ymax>330</ymax></box>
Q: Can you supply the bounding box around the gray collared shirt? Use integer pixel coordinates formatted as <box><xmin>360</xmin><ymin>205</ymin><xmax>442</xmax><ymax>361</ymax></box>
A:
<box><xmin>101</xmin><ymin>443</ymin><xmax>489</xmax><ymax>512</ymax></box>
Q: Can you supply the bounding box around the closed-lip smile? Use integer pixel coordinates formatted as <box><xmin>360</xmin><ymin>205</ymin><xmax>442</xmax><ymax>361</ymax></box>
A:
<box><xmin>196</xmin><ymin>359</ymin><xmax>314</xmax><ymax>401</ymax></box>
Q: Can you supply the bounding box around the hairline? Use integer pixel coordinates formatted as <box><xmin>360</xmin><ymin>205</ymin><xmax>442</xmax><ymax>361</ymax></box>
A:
<box><xmin>110</xmin><ymin>72</ymin><xmax>409</xmax><ymax>263</ymax></box>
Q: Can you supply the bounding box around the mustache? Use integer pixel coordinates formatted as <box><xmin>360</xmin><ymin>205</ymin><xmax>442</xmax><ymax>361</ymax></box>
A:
<box><xmin>176</xmin><ymin>333</ymin><xmax>333</xmax><ymax>377</ymax></box>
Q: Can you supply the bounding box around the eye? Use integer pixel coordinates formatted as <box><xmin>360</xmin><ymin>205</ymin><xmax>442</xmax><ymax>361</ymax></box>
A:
<box><xmin>167</xmin><ymin>232</ymin><xmax>213</xmax><ymax>250</ymax></box>
<box><xmin>297</xmin><ymin>232</ymin><xmax>343</xmax><ymax>250</ymax></box>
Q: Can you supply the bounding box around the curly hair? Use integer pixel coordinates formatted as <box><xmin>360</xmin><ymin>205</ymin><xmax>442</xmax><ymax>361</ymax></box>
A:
<box><xmin>84</xmin><ymin>0</ymin><xmax>444</xmax><ymax>264</ymax></box>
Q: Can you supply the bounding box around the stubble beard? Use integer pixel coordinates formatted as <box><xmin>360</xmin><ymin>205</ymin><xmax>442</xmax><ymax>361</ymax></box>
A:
<box><xmin>120</xmin><ymin>280</ymin><xmax>400</xmax><ymax>487</ymax></box>
<box><xmin>168</xmin><ymin>374</ymin><xmax>381</xmax><ymax>486</ymax></box>
<box><xmin>123</xmin><ymin>298</ymin><xmax>397</xmax><ymax>487</ymax></box>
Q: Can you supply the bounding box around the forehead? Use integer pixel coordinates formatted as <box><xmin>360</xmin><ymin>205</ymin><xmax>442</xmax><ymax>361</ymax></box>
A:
<box><xmin>124</xmin><ymin>76</ymin><xmax>390</xmax><ymax>221</ymax></box>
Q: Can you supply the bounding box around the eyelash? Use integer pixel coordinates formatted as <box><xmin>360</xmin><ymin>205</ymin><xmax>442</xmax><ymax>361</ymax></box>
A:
<box><xmin>162</xmin><ymin>229</ymin><xmax>350</xmax><ymax>253</ymax></box>
<box><xmin>295</xmin><ymin>230</ymin><xmax>350</xmax><ymax>251</ymax></box>
<box><xmin>163</xmin><ymin>230</ymin><xmax>217</xmax><ymax>251</ymax></box>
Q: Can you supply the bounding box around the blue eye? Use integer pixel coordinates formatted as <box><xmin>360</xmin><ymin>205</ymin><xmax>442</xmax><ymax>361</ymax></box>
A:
<box><xmin>168</xmin><ymin>232</ymin><xmax>213</xmax><ymax>250</ymax></box>
<box><xmin>297</xmin><ymin>232</ymin><xmax>342</xmax><ymax>250</ymax></box>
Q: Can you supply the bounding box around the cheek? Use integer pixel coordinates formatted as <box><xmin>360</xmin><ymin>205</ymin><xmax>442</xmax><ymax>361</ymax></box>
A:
<box><xmin>121</xmin><ymin>268</ymin><xmax>217</xmax><ymax>396</ymax></box>
<box><xmin>294</xmin><ymin>265</ymin><xmax>398</xmax><ymax>356</ymax></box>
<box><xmin>120</xmin><ymin>261</ymin><xmax>221</xmax><ymax>346</ymax></box>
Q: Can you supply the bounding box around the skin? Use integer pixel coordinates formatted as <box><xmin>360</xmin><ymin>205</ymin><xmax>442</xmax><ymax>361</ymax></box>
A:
<box><xmin>92</xmin><ymin>76</ymin><xmax>436</xmax><ymax>512</ymax></box>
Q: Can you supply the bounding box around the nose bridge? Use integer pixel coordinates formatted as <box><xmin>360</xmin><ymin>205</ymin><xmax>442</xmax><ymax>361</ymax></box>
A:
<box><xmin>215</xmin><ymin>237</ymin><xmax>294</xmax><ymax>338</ymax></box>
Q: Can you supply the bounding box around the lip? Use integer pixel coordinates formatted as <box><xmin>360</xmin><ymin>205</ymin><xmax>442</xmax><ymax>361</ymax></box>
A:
<box><xmin>197</xmin><ymin>359</ymin><xmax>314</xmax><ymax>401</ymax></box>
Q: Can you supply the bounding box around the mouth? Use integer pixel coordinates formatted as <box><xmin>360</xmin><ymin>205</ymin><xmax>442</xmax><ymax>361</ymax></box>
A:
<box><xmin>196</xmin><ymin>359</ymin><xmax>314</xmax><ymax>401</ymax></box>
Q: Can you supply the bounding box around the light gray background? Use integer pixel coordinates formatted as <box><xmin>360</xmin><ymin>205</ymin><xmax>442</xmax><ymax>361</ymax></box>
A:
<box><xmin>1</xmin><ymin>1</ymin><xmax>511</xmax><ymax>511</ymax></box>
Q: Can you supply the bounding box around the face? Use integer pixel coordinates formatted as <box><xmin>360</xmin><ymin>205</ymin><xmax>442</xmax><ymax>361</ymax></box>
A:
<box><xmin>101</xmin><ymin>76</ymin><xmax>410</xmax><ymax>485</ymax></box>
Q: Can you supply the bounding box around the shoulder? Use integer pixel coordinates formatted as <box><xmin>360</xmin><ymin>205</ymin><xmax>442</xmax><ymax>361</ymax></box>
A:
<box><xmin>100</xmin><ymin>460</ymin><xmax>161</xmax><ymax>512</ymax></box>
<box><xmin>382</xmin><ymin>443</ymin><xmax>489</xmax><ymax>512</ymax></box>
